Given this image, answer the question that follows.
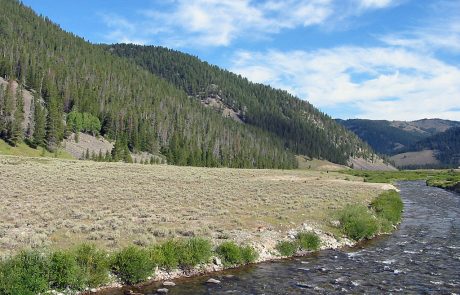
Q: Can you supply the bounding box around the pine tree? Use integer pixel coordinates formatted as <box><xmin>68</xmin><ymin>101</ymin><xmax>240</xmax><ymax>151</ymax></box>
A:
<box><xmin>2</xmin><ymin>80</ymin><xmax>15</xmax><ymax>143</ymax></box>
<box><xmin>10</xmin><ymin>85</ymin><xmax>25</xmax><ymax>145</ymax></box>
<box><xmin>32</xmin><ymin>95</ymin><xmax>46</xmax><ymax>148</ymax></box>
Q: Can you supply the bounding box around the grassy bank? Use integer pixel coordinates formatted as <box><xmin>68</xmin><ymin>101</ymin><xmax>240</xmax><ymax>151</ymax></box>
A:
<box><xmin>341</xmin><ymin>169</ymin><xmax>460</xmax><ymax>192</ymax></box>
<box><xmin>0</xmin><ymin>139</ymin><xmax>73</xmax><ymax>159</ymax></box>
<box><xmin>0</xmin><ymin>238</ymin><xmax>258</xmax><ymax>294</ymax></box>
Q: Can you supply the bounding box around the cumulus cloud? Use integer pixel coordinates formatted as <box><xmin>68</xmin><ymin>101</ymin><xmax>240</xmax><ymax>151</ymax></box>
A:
<box><xmin>100</xmin><ymin>0</ymin><xmax>395</xmax><ymax>47</ymax></box>
<box><xmin>230</xmin><ymin>47</ymin><xmax>460</xmax><ymax>120</ymax></box>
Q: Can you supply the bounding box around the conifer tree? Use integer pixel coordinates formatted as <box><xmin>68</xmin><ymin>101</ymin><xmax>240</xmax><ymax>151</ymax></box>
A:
<box><xmin>10</xmin><ymin>85</ymin><xmax>25</xmax><ymax>145</ymax></box>
<box><xmin>32</xmin><ymin>95</ymin><xmax>46</xmax><ymax>148</ymax></box>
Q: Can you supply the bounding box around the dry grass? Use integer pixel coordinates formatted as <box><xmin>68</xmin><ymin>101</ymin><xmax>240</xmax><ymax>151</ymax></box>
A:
<box><xmin>0</xmin><ymin>155</ymin><xmax>386</xmax><ymax>256</ymax></box>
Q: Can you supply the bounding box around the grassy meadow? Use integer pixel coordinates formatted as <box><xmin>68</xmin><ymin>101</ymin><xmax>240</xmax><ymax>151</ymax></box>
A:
<box><xmin>0</xmin><ymin>155</ymin><xmax>389</xmax><ymax>257</ymax></box>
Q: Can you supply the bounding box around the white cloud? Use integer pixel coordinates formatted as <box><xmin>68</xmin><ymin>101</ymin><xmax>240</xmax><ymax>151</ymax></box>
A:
<box><xmin>100</xmin><ymin>0</ymin><xmax>396</xmax><ymax>47</ymax></box>
<box><xmin>357</xmin><ymin>0</ymin><xmax>394</xmax><ymax>9</ymax></box>
<box><xmin>230</xmin><ymin>47</ymin><xmax>460</xmax><ymax>120</ymax></box>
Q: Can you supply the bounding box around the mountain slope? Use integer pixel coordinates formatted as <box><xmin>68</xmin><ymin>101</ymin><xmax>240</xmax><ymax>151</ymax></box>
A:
<box><xmin>0</xmin><ymin>0</ymin><xmax>297</xmax><ymax>169</ymax></box>
<box><xmin>402</xmin><ymin>127</ymin><xmax>460</xmax><ymax>167</ymax></box>
<box><xmin>338</xmin><ymin>118</ymin><xmax>460</xmax><ymax>155</ymax></box>
<box><xmin>104</xmin><ymin>44</ymin><xmax>375</xmax><ymax>165</ymax></box>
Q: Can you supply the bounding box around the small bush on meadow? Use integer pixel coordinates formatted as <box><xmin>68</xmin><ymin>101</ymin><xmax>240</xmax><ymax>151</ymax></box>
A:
<box><xmin>49</xmin><ymin>250</ymin><xmax>83</xmax><ymax>290</ymax></box>
<box><xmin>112</xmin><ymin>246</ymin><xmax>154</xmax><ymax>285</ymax></box>
<box><xmin>74</xmin><ymin>244</ymin><xmax>110</xmax><ymax>287</ymax></box>
<box><xmin>179</xmin><ymin>237</ymin><xmax>213</xmax><ymax>269</ymax></box>
<box><xmin>240</xmin><ymin>245</ymin><xmax>258</xmax><ymax>263</ymax></box>
<box><xmin>158</xmin><ymin>240</ymin><xmax>181</xmax><ymax>270</ymax></box>
<box><xmin>297</xmin><ymin>232</ymin><xmax>320</xmax><ymax>251</ymax></box>
<box><xmin>0</xmin><ymin>250</ymin><xmax>49</xmax><ymax>295</ymax></box>
<box><xmin>216</xmin><ymin>241</ymin><xmax>243</xmax><ymax>266</ymax></box>
<box><xmin>338</xmin><ymin>204</ymin><xmax>378</xmax><ymax>241</ymax></box>
<box><xmin>276</xmin><ymin>240</ymin><xmax>299</xmax><ymax>256</ymax></box>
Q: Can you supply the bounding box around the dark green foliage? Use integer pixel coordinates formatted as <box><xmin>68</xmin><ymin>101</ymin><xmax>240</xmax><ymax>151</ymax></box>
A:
<box><xmin>10</xmin><ymin>85</ymin><xmax>24</xmax><ymax>145</ymax></box>
<box><xmin>32</xmin><ymin>95</ymin><xmax>46</xmax><ymax>148</ymax></box>
<box><xmin>275</xmin><ymin>240</ymin><xmax>299</xmax><ymax>256</ymax></box>
<box><xmin>49</xmin><ymin>250</ymin><xmax>83</xmax><ymax>290</ymax></box>
<box><xmin>297</xmin><ymin>232</ymin><xmax>320</xmax><ymax>251</ymax></box>
<box><xmin>215</xmin><ymin>241</ymin><xmax>257</xmax><ymax>266</ymax></box>
<box><xmin>338</xmin><ymin>205</ymin><xmax>379</xmax><ymax>241</ymax></box>
<box><xmin>406</xmin><ymin>127</ymin><xmax>460</xmax><ymax>167</ymax></box>
<box><xmin>106</xmin><ymin>44</ymin><xmax>375</xmax><ymax>165</ymax></box>
<box><xmin>371</xmin><ymin>190</ymin><xmax>403</xmax><ymax>226</ymax></box>
<box><xmin>0</xmin><ymin>250</ymin><xmax>49</xmax><ymax>295</ymax></box>
<box><xmin>74</xmin><ymin>244</ymin><xmax>110</xmax><ymax>287</ymax></box>
<box><xmin>111</xmin><ymin>246</ymin><xmax>154</xmax><ymax>285</ymax></box>
<box><xmin>0</xmin><ymin>0</ymin><xmax>297</xmax><ymax>169</ymax></box>
<box><xmin>337</xmin><ymin>119</ymin><xmax>427</xmax><ymax>155</ymax></box>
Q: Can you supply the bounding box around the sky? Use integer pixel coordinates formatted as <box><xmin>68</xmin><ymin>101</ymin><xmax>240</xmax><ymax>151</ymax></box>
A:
<box><xmin>21</xmin><ymin>0</ymin><xmax>460</xmax><ymax>121</ymax></box>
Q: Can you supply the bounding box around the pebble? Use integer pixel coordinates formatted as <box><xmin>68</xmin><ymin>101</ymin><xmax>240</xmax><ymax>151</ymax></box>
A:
<box><xmin>207</xmin><ymin>278</ymin><xmax>221</xmax><ymax>284</ymax></box>
<box><xmin>157</xmin><ymin>288</ymin><xmax>169</xmax><ymax>294</ymax></box>
<box><xmin>163</xmin><ymin>281</ymin><xmax>176</xmax><ymax>287</ymax></box>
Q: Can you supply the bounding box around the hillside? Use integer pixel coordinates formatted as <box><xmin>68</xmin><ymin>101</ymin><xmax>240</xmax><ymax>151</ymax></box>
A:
<box><xmin>338</xmin><ymin>118</ymin><xmax>460</xmax><ymax>156</ymax></box>
<box><xmin>104</xmin><ymin>44</ymin><xmax>376</xmax><ymax>165</ymax></box>
<box><xmin>0</xmin><ymin>0</ymin><xmax>299</xmax><ymax>169</ymax></box>
<box><xmin>400</xmin><ymin>127</ymin><xmax>460</xmax><ymax>168</ymax></box>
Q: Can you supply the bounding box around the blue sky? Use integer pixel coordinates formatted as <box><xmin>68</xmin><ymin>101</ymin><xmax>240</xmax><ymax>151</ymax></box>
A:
<box><xmin>22</xmin><ymin>0</ymin><xmax>460</xmax><ymax>120</ymax></box>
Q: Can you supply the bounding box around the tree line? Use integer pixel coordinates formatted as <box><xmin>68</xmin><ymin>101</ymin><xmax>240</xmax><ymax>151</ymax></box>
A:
<box><xmin>0</xmin><ymin>0</ymin><xmax>297</xmax><ymax>169</ymax></box>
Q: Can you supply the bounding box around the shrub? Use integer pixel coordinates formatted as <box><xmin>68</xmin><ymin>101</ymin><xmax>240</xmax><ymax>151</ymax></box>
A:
<box><xmin>240</xmin><ymin>245</ymin><xmax>258</xmax><ymax>263</ymax></box>
<box><xmin>338</xmin><ymin>205</ymin><xmax>378</xmax><ymax>241</ymax></box>
<box><xmin>371</xmin><ymin>190</ymin><xmax>403</xmax><ymax>225</ymax></box>
<box><xmin>276</xmin><ymin>240</ymin><xmax>298</xmax><ymax>256</ymax></box>
<box><xmin>158</xmin><ymin>240</ymin><xmax>181</xmax><ymax>270</ymax></box>
<box><xmin>179</xmin><ymin>238</ymin><xmax>212</xmax><ymax>268</ymax></box>
<box><xmin>216</xmin><ymin>241</ymin><xmax>242</xmax><ymax>266</ymax></box>
<box><xmin>0</xmin><ymin>250</ymin><xmax>49</xmax><ymax>295</ymax></box>
<box><xmin>49</xmin><ymin>250</ymin><xmax>83</xmax><ymax>290</ymax></box>
<box><xmin>297</xmin><ymin>232</ymin><xmax>320</xmax><ymax>251</ymax></box>
<box><xmin>74</xmin><ymin>244</ymin><xmax>110</xmax><ymax>287</ymax></box>
<box><xmin>112</xmin><ymin>246</ymin><xmax>154</xmax><ymax>285</ymax></box>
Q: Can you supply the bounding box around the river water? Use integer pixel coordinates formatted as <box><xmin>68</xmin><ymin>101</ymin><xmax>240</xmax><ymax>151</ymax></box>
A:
<box><xmin>107</xmin><ymin>181</ymin><xmax>460</xmax><ymax>294</ymax></box>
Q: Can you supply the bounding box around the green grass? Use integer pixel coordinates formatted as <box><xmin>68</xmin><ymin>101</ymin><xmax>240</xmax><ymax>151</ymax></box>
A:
<box><xmin>275</xmin><ymin>241</ymin><xmax>298</xmax><ymax>256</ymax></box>
<box><xmin>371</xmin><ymin>190</ymin><xmax>403</xmax><ymax>226</ymax></box>
<box><xmin>336</xmin><ymin>190</ymin><xmax>404</xmax><ymax>241</ymax></box>
<box><xmin>338</xmin><ymin>204</ymin><xmax>379</xmax><ymax>241</ymax></box>
<box><xmin>49</xmin><ymin>250</ymin><xmax>83</xmax><ymax>290</ymax></box>
<box><xmin>0</xmin><ymin>250</ymin><xmax>49</xmax><ymax>295</ymax></box>
<box><xmin>215</xmin><ymin>241</ymin><xmax>258</xmax><ymax>266</ymax></box>
<box><xmin>297</xmin><ymin>232</ymin><xmax>321</xmax><ymax>251</ymax></box>
<box><xmin>0</xmin><ymin>139</ymin><xmax>73</xmax><ymax>159</ymax></box>
<box><xmin>111</xmin><ymin>246</ymin><xmax>154</xmax><ymax>285</ymax></box>
<box><xmin>74</xmin><ymin>244</ymin><xmax>110</xmax><ymax>288</ymax></box>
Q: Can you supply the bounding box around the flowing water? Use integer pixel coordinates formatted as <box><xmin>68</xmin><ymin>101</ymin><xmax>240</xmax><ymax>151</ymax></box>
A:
<box><xmin>104</xmin><ymin>181</ymin><xmax>460</xmax><ymax>294</ymax></box>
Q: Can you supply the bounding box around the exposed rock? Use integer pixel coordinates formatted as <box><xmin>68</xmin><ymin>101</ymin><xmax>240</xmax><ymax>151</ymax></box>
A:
<box><xmin>206</xmin><ymin>278</ymin><xmax>221</xmax><ymax>284</ymax></box>
<box><xmin>156</xmin><ymin>288</ymin><xmax>169</xmax><ymax>294</ymax></box>
<box><xmin>213</xmin><ymin>256</ymin><xmax>222</xmax><ymax>266</ymax></box>
<box><xmin>163</xmin><ymin>281</ymin><xmax>176</xmax><ymax>287</ymax></box>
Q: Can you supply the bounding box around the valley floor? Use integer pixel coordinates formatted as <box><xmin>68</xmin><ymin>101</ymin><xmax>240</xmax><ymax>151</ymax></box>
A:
<box><xmin>0</xmin><ymin>155</ymin><xmax>391</xmax><ymax>258</ymax></box>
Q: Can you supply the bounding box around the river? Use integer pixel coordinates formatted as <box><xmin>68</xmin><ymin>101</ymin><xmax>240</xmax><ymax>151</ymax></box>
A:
<box><xmin>105</xmin><ymin>181</ymin><xmax>460</xmax><ymax>294</ymax></box>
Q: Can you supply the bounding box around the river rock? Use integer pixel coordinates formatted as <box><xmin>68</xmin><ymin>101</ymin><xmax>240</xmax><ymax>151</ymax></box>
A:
<box><xmin>213</xmin><ymin>256</ymin><xmax>222</xmax><ymax>266</ymax></box>
<box><xmin>157</xmin><ymin>288</ymin><xmax>169</xmax><ymax>294</ymax></box>
<box><xmin>206</xmin><ymin>278</ymin><xmax>221</xmax><ymax>284</ymax></box>
<box><xmin>163</xmin><ymin>281</ymin><xmax>176</xmax><ymax>287</ymax></box>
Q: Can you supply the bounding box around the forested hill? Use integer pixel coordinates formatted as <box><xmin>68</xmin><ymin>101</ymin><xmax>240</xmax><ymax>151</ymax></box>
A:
<box><xmin>104</xmin><ymin>44</ymin><xmax>374</xmax><ymax>165</ymax></box>
<box><xmin>338</xmin><ymin>118</ymin><xmax>460</xmax><ymax>156</ymax></box>
<box><xmin>0</xmin><ymin>0</ymin><xmax>298</xmax><ymax>169</ymax></box>
<box><xmin>405</xmin><ymin>127</ymin><xmax>460</xmax><ymax>167</ymax></box>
